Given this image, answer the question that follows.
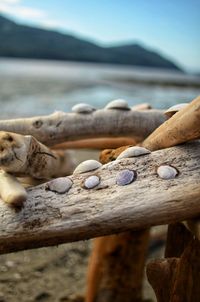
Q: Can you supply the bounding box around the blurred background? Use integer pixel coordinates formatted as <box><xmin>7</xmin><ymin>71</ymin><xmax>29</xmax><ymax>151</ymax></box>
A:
<box><xmin>0</xmin><ymin>0</ymin><xmax>200</xmax><ymax>119</ymax></box>
<box><xmin>0</xmin><ymin>1</ymin><xmax>199</xmax><ymax>302</ymax></box>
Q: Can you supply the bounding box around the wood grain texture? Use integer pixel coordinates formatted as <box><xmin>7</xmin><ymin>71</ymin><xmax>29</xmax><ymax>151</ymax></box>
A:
<box><xmin>0</xmin><ymin>141</ymin><xmax>199</xmax><ymax>255</ymax></box>
<box><xmin>0</xmin><ymin>109</ymin><xmax>166</xmax><ymax>146</ymax></box>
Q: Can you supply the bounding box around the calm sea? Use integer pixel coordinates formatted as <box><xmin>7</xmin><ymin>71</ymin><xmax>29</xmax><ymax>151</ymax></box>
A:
<box><xmin>0</xmin><ymin>58</ymin><xmax>199</xmax><ymax>118</ymax></box>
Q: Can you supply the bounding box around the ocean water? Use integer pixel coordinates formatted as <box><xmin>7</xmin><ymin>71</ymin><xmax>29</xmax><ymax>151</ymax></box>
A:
<box><xmin>0</xmin><ymin>58</ymin><xmax>199</xmax><ymax>119</ymax></box>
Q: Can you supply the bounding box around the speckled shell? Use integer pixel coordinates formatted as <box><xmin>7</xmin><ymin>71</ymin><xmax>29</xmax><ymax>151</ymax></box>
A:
<box><xmin>116</xmin><ymin>169</ymin><xmax>136</xmax><ymax>186</ymax></box>
<box><xmin>157</xmin><ymin>165</ymin><xmax>178</xmax><ymax>180</ymax></box>
<box><xmin>117</xmin><ymin>146</ymin><xmax>151</xmax><ymax>159</ymax></box>
<box><xmin>84</xmin><ymin>175</ymin><xmax>100</xmax><ymax>189</ymax></box>
<box><xmin>105</xmin><ymin>99</ymin><xmax>130</xmax><ymax>110</ymax></box>
<box><xmin>165</xmin><ymin>103</ymin><xmax>188</xmax><ymax>118</ymax></box>
<box><xmin>72</xmin><ymin>103</ymin><xmax>96</xmax><ymax>114</ymax></box>
<box><xmin>45</xmin><ymin>177</ymin><xmax>72</xmax><ymax>194</ymax></box>
<box><xmin>73</xmin><ymin>160</ymin><xmax>102</xmax><ymax>174</ymax></box>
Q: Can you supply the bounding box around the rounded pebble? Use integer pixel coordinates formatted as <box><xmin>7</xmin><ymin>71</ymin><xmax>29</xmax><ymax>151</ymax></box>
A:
<box><xmin>73</xmin><ymin>160</ymin><xmax>102</xmax><ymax>174</ymax></box>
<box><xmin>116</xmin><ymin>169</ymin><xmax>136</xmax><ymax>186</ymax></box>
<box><xmin>157</xmin><ymin>165</ymin><xmax>178</xmax><ymax>180</ymax></box>
<box><xmin>105</xmin><ymin>99</ymin><xmax>130</xmax><ymax>110</ymax></box>
<box><xmin>117</xmin><ymin>146</ymin><xmax>151</xmax><ymax>159</ymax></box>
<box><xmin>45</xmin><ymin>177</ymin><xmax>72</xmax><ymax>194</ymax></box>
<box><xmin>72</xmin><ymin>103</ymin><xmax>96</xmax><ymax>114</ymax></box>
<box><xmin>84</xmin><ymin>175</ymin><xmax>100</xmax><ymax>189</ymax></box>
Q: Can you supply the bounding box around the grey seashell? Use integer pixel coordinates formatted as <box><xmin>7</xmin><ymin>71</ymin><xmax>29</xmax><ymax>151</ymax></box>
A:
<box><xmin>117</xmin><ymin>146</ymin><xmax>151</xmax><ymax>160</ymax></box>
<box><xmin>105</xmin><ymin>99</ymin><xmax>130</xmax><ymax>110</ymax></box>
<box><xmin>157</xmin><ymin>165</ymin><xmax>178</xmax><ymax>180</ymax></box>
<box><xmin>165</xmin><ymin>103</ymin><xmax>188</xmax><ymax>118</ymax></box>
<box><xmin>84</xmin><ymin>175</ymin><xmax>100</xmax><ymax>189</ymax></box>
<box><xmin>45</xmin><ymin>177</ymin><xmax>72</xmax><ymax>194</ymax></box>
<box><xmin>116</xmin><ymin>169</ymin><xmax>136</xmax><ymax>186</ymax></box>
<box><xmin>72</xmin><ymin>103</ymin><xmax>96</xmax><ymax>114</ymax></box>
<box><xmin>73</xmin><ymin>160</ymin><xmax>102</xmax><ymax>174</ymax></box>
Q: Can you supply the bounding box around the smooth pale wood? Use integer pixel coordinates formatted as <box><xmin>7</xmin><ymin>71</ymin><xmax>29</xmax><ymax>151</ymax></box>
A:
<box><xmin>0</xmin><ymin>141</ymin><xmax>199</xmax><ymax>255</ymax></box>
<box><xmin>0</xmin><ymin>170</ymin><xmax>27</xmax><ymax>206</ymax></box>
<box><xmin>0</xmin><ymin>109</ymin><xmax>166</xmax><ymax>146</ymax></box>
<box><xmin>143</xmin><ymin>96</ymin><xmax>200</xmax><ymax>151</ymax></box>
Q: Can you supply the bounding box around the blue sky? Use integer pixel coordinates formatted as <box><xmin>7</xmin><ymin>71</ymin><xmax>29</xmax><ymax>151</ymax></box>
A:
<box><xmin>0</xmin><ymin>0</ymin><xmax>199</xmax><ymax>71</ymax></box>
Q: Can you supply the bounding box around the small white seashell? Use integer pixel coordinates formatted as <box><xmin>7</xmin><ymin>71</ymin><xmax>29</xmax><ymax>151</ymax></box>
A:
<box><xmin>45</xmin><ymin>177</ymin><xmax>72</xmax><ymax>194</ymax></box>
<box><xmin>72</xmin><ymin>103</ymin><xmax>96</xmax><ymax>114</ymax></box>
<box><xmin>157</xmin><ymin>165</ymin><xmax>178</xmax><ymax>180</ymax></box>
<box><xmin>73</xmin><ymin>160</ymin><xmax>102</xmax><ymax>174</ymax></box>
<box><xmin>84</xmin><ymin>175</ymin><xmax>100</xmax><ymax>189</ymax></box>
<box><xmin>105</xmin><ymin>99</ymin><xmax>130</xmax><ymax>110</ymax></box>
<box><xmin>164</xmin><ymin>103</ymin><xmax>188</xmax><ymax>118</ymax></box>
<box><xmin>117</xmin><ymin>146</ymin><xmax>151</xmax><ymax>159</ymax></box>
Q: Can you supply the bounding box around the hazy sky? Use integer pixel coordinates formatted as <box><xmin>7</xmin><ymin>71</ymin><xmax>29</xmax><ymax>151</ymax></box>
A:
<box><xmin>0</xmin><ymin>0</ymin><xmax>199</xmax><ymax>71</ymax></box>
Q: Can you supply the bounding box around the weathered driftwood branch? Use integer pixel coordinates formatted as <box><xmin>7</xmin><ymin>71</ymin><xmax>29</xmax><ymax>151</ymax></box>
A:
<box><xmin>147</xmin><ymin>238</ymin><xmax>200</xmax><ymax>302</ymax></box>
<box><xmin>0</xmin><ymin>141</ymin><xmax>199</xmax><ymax>254</ymax></box>
<box><xmin>0</xmin><ymin>109</ymin><xmax>166</xmax><ymax>146</ymax></box>
<box><xmin>142</xmin><ymin>96</ymin><xmax>200</xmax><ymax>151</ymax></box>
<box><xmin>0</xmin><ymin>131</ymin><xmax>76</xmax><ymax>179</ymax></box>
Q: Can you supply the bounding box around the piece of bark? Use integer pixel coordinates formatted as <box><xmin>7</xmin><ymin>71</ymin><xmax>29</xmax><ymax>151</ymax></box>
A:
<box><xmin>142</xmin><ymin>96</ymin><xmax>200</xmax><ymax>151</ymax></box>
<box><xmin>170</xmin><ymin>239</ymin><xmax>200</xmax><ymax>302</ymax></box>
<box><xmin>184</xmin><ymin>218</ymin><xmax>200</xmax><ymax>240</ymax></box>
<box><xmin>86</xmin><ymin>230</ymin><xmax>149</xmax><ymax>302</ymax></box>
<box><xmin>146</xmin><ymin>258</ymin><xmax>179</xmax><ymax>302</ymax></box>
<box><xmin>165</xmin><ymin>222</ymin><xmax>193</xmax><ymax>258</ymax></box>
<box><xmin>0</xmin><ymin>141</ymin><xmax>199</xmax><ymax>254</ymax></box>
<box><xmin>0</xmin><ymin>109</ymin><xmax>166</xmax><ymax>146</ymax></box>
<box><xmin>0</xmin><ymin>131</ymin><xmax>76</xmax><ymax>179</ymax></box>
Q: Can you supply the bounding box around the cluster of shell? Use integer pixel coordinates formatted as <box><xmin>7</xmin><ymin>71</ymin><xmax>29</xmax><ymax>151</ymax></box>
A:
<box><xmin>45</xmin><ymin>100</ymin><xmax>183</xmax><ymax>194</ymax></box>
<box><xmin>71</xmin><ymin>99</ymin><xmax>189</xmax><ymax>117</ymax></box>
<box><xmin>45</xmin><ymin>146</ymin><xmax>179</xmax><ymax>194</ymax></box>
<box><xmin>71</xmin><ymin>99</ymin><xmax>136</xmax><ymax>114</ymax></box>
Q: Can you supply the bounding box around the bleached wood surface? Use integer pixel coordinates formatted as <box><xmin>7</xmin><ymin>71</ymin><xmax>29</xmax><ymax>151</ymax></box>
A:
<box><xmin>0</xmin><ymin>141</ymin><xmax>199</xmax><ymax>254</ymax></box>
<box><xmin>0</xmin><ymin>109</ymin><xmax>166</xmax><ymax>146</ymax></box>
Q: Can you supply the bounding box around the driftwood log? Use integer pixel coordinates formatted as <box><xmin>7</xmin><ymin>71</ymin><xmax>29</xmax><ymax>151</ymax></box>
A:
<box><xmin>0</xmin><ymin>109</ymin><xmax>166</xmax><ymax>146</ymax></box>
<box><xmin>0</xmin><ymin>141</ymin><xmax>199</xmax><ymax>255</ymax></box>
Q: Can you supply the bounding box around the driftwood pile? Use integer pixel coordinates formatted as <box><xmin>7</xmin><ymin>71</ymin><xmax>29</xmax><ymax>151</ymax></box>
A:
<box><xmin>0</xmin><ymin>96</ymin><xmax>200</xmax><ymax>302</ymax></box>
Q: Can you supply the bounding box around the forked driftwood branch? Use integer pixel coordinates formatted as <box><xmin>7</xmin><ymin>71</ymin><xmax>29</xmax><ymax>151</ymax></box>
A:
<box><xmin>0</xmin><ymin>141</ymin><xmax>199</xmax><ymax>255</ymax></box>
<box><xmin>0</xmin><ymin>109</ymin><xmax>166</xmax><ymax>146</ymax></box>
<box><xmin>0</xmin><ymin>131</ymin><xmax>76</xmax><ymax>179</ymax></box>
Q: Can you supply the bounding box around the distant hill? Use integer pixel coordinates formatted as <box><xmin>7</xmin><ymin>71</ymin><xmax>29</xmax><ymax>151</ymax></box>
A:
<box><xmin>0</xmin><ymin>14</ymin><xmax>182</xmax><ymax>70</ymax></box>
